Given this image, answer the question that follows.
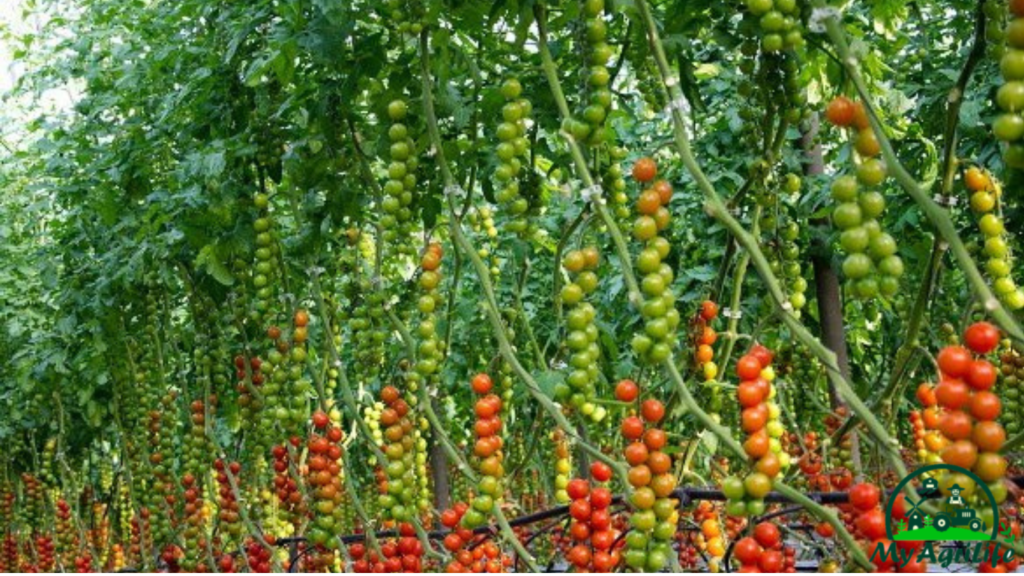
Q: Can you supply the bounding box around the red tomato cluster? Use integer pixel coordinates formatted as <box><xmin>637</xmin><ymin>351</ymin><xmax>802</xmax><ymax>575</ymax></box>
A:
<box><xmin>842</xmin><ymin>482</ymin><xmax>927</xmax><ymax>573</ymax></box>
<box><xmin>911</xmin><ymin>383</ymin><xmax>946</xmax><ymax>463</ymax></box>
<box><xmin>306</xmin><ymin>410</ymin><xmax>345</xmax><ymax>561</ymax></box>
<box><xmin>349</xmin><ymin>523</ymin><xmax>424</xmax><ymax>572</ymax></box>
<box><xmin>34</xmin><ymin>535</ymin><xmax>55</xmax><ymax>571</ymax></box>
<box><xmin>621</xmin><ymin>390</ymin><xmax>675</xmax><ymax>571</ymax></box>
<box><xmin>465</xmin><ymin>373</ymin><xmax>505</xmax><ymax>528</ymax></box>
<box><xmin>733</xmin><ymin>522</ymin><xmax>792</xmax><ymax>573</ymax></box>
<box><xmin>437</xmin><ymin>503</ymin><xmax>509</xmax><ymax>573</ymax></box>
<box><xmin>270</xmin><ymin>438</ymin><xmax>304</xmax><ymax>523</ymax></box>
<box><xmin>243</xmin><ymin>537</ymin><xmax>273</xmax><ymax>573</ymax></box>
<box><xmin>213</xmin><ymin>459</ymin><xmax>242</xmax><ymax>536</ymax></box>
<box><xmin>2</xmin><ymin>534</ymin><xmax>17</xmax><ymax>572</ymax></box>
<box><xmin>935</xmin><ymin>322</ymin><xmax>1007</xmax><ymax>484</ymax></box>
<box><xmin>180</xmin><ymin>472</ymin><xmax>205</xmax><ymax>571</ymax></box>
<box><xmin>55</xmin><ymin>498</ymin><xmax>76</xmax><ymax>569</ymax></box>
<box><xmin>736</xmin><ymin>346</ymin><xmax>781</xmax><ymax>479</ymax></box>
<box><xmin>563</xmin><ymin>462</ymin><xmax>620</xmax><ymax>572</ymax></box>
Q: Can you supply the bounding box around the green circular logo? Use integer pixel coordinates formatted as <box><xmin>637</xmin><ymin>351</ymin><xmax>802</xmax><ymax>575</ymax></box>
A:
<box><xmin>884</xmin><ymin>464</ymin><xmax>999</xmax><ymax>542</ymax></box>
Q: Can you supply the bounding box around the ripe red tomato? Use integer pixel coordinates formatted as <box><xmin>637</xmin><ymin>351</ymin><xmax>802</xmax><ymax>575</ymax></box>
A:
<box><xmin>569</xmin><ymin>499</ymin><xmax>591</xmax><ymax>521</ymax></box>
<box><xmin>849</xmin><ymin>483</ymin><xmax>880</xmax><ymax>511</ymax></box>
<box><xmin>964</xmin><ymin>321</ymin><xmax>1000</xmax><ymax>354</ymax></box>
<box><xmin>566</xmin><ymin>478</ymin><xmax>590</xmax><ymax>500</ymax></box>
<box><xmin>966</xmin><ymin>360</ymin><xmax>997</xmax><ymax>390</ymax></box>
<box><xmin>294</xmin><ymin>309</ymin><xmax>310</xmax><ymax>327</ymax></box>
<box><xmin>643</xmin><ymin>428</ymin><xmax>667</xmax><ymax>451</ymax></box>
<box><xmin>737</xmin><ymin>381</ymin><xmax>765</xmax><ymax>408</ymax></box>
<box><xmin>915</xmin><ymin>383</ymin><xmax>936</xmax><ymax>407</ymax></box>
<box><xmin>743</xmin><ymin>429</ymin><xmax>770</xmax><ymax>459</ymax></box>
<box><xmin>825</xmin><ymin>96</ymin><xmax>855</xmax><ymax>127</ymax></box>
<box><xmin>970</xmin><ymin>390</ymin><xmax>1001</xmax><ymax>421</ymax></box>
<box><xmin>615</xmin><ymin>380</ymin><xmax>639</xmax><ymax>402</ymax></box>
<box><xmin>748</xmin><ymin>344</ymin><xmax>773</xmax><ymax>368</ymax></box>
<box><xmin>758</xmin><ymin>550</ymin><xmax>784</xmax><ymax>572</ymax></box>
<box><xmin>733</xmin><ymin>537</ymin><xmax>763</xmax><ymax>566</ymax></box>
<box><xmin>741</xmin><ymin>404</ymin><xmax>768</xmax><ymax>433</ymax></box>
<box><xmin>937</xmin><ymin>346</ymin><xmax>972</xmax><ymax>378</ymax></box>
<box><xmin>939</xmin><ymin>411</ymin><xmax>973</xmax><ymax>441</ymax></box>
<box><xmin>624</xmin><ymin>442</ymin><xmax>649</xmax><ymax>466</ymax></box>
<box><xmin>753</xmin><ymin>522</ymin><xmax>781</xmax><ymax>548</ymax></box>
<box><xmin>440</xmin><ymin>509</ymin><xmax>460</xmax><ymax>528</ymax></box>
<box><xmin>471</xmin><ymin>373</ymin><xmax>493</xmax><ymax>394</ymax></box>
<box><xmin>700</xmin><ymin>300</ymin><xmax>719</xmax><ymax>321</ymax></box>
<box><xmin>590</xmin><ymin>487</ymin><xmax>612</xmax><ymax>510</ymax></box>
<box><xmin>590</xmin><ymin>461</ymin><xmax>612</xmax><ymax>482</ymax></box>
<box><xmin>621</xmin><ymin>417</ymin><xmax>644</xmax><ymax>440</ymax></box>
<box><xmin>935</xmin><ymin>378</ymin><xmax>970</xmax><ymax>410</ymax></box>
<box><xmin>640</xmin><ymin>399</ymin><xmax>664</xmax><ymax>423</ymax></box>
<box><xmin>855</xmin><ymin>509</ymin><xmax>887</xmax><ymax>540</ymax></box>
<box><xmin>381</xmin><ymin>386</ymin><xmax>400</xmax><ymax>405</ymax></box>
<box><xmin>736</xmin><ymin>355</ymin><xmax>762</xmax><ymax>380</ymax></box>
<box><xmin>311</xmin><ymin>410</ymin><xmax>329</xmax><ymax>428</ymax></box>
<box><xmin>632</xmin><ymin>158</ymin><xmax>657</xmax><ymax>182</ymax></box>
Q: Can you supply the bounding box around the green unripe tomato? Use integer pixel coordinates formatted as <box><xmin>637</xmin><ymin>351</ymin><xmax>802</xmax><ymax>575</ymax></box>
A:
<box><xmin>842</xmin><ymin>253</ymin><xmax>873</xmax><ymax>280</ymax></box>
<box><xmin>387</xmin><ymin>100</ymin><xmax>407</xmax><ymax>121</ymax></box>
<box><xmin>830</xmin><ymin>176</ymin><xmax>859</xmax><ymax>202</ymax></box>
<box><xmin>832</xmin><ymin>202</ymin><xmax>863</xmax><ymax>230</ymax></box>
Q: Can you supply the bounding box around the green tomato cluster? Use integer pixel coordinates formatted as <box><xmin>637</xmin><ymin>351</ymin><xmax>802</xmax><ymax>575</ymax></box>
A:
<box><xmin>999</xmin><ymin>343</ymin><xmax>1024</xmax><ymax>435</ymax></box>
<box><xmin>492</xmin><ymin>79</ymin><xmax>534</xmax><ymax>234</ymax></box>
<box><xmin>555</xmin><ymin>247</ymin><xmax>608</xmax><ymax>423</ymax></box>
<box><xmin>605</xmin><ymin>147</ymin><xmax>631</xmax><ymax>220</ymax></box>
<box><xmin>631</xmin><ymin>236</ymin><xmax>680</xmax><ymax>365</ymax></box>
<box><xmin>965</xmin><ymin>175</ymin><xmax>1024</xmax><ymax>310</ymax></box>
<box><xmin>760</xmin><ymin>174</ymin><xmax>808</xmax><ymax>314</ymax></box>
<box><xmin>996</xmin><ymin>7</ymin><xmax>1024</xmax><ymax>168</ymax></box>
<box><xmin>258</xmin><ymin>340</ymin><xmax>311</xmax><ymax>444</ymax></box>
<box><xmin>383</xmin><ymin>0</ymin><xmax>424</xmax><ymax>36</ymax></box>
<box><xmin>251</xmin><ymin>192</ymin><xmax>280</xmax><ymax>324</ymax></box>
<box><xmin>343</xmin><ymin>279</ymin><xmax>387</xmax><ymax>379</ymax></box>
<box><xmin>382</xmin><ymin>100</ymin><xmax>418</xmax><ymax>254</ymax></box>
<box><xmin>410</xmin><ymin>247</ymin><xmax>445</xmax><ymax>400</ymax></box>
<box><xmin>744</xmin><ymin>0</ymin><xmax>804</xmax><ymax>52</ymax></box>
<box><xmin>831</xmin><ymin>167</ymin><xmax>904</xmax><ymax>300</ymax></box>
<box><xmin>579</xmin><ymin>0</ymin><xmax>614</xmax><ymax>147</ymax></box>
<box><xmin>721</xmin><ymin>473</ymin><xmax>771</xmax><ymax>517</ymax></box>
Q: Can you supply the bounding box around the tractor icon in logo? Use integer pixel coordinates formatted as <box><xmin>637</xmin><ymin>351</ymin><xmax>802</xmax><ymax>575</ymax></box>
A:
<box><xmin>933</xmin><ymin>484</ymin><xmax>984</xmax><ymax>533</ymax></box>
